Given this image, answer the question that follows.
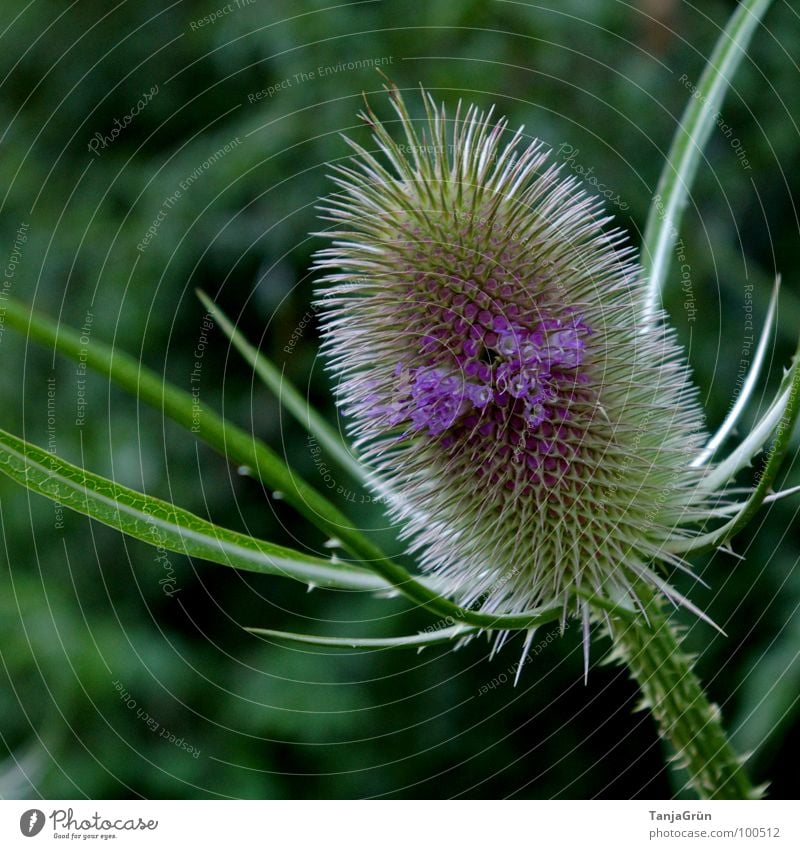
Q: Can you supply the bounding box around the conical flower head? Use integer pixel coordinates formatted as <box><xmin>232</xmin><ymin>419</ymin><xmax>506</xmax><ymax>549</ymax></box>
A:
<box><xmin>314</xmin><ymin>87</ymin><xmax>712</xmax><ymax>618</ymax></box>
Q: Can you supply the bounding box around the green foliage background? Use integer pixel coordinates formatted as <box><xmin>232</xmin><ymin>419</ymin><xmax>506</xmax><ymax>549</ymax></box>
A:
<box><xmin>0</xmin><ymin>0</ymin><xmax>798</xmax><ymax>798</ymax></box>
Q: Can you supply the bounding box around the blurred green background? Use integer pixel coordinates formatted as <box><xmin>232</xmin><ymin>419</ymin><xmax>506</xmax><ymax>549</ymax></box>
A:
<box><xmin>0</xmin><ymin>0</ymin><xmax>798</xmax><ymax>799</ymax></box>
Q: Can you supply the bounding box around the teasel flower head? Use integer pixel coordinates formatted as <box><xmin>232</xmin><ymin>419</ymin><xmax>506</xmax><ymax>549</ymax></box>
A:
<box><xmin>313</xmin><ymin>85</ymin><xmax>720</xmax><ymax>637</ymax></box>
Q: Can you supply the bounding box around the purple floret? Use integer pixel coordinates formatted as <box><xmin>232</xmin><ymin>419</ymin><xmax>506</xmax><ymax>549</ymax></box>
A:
<box><xmin>390</xmin><ymin>309</ymin><xmax>591</xmax><ymax>459</ymax></box>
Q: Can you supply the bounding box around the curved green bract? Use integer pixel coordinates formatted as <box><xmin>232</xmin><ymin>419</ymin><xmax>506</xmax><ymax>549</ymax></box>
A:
<box><xmin>692</xmin><ymin>276</ymin><xmax>780</xmax><ymax>467</ymax></box>
<box><xmin>0</xmin><ymin>426</ymin><xmax>384</xmax><ymax>591</ymax></box>
<box><xmin>571</xmin><ymin>587</ymin><xmax>637</xmax><ymax>623</ymax></box>
<box><xmin>669</xmin><ymin>340</ymin><xmax>800</xmax><ymax>555</ymax></box>
<box><xmin>642</xmin><ymin>0</ymin><xmax>773</xmax><ymax>319</ymax></box>
<box><xmin>0</xmin><ymin>417</ymin><xmax>570</xmax><ymax>630</ymax></box>
<box><xmin>699</xmin><ymin>341</ymin><xmax>800</xmax><ymax>495</ymax></box>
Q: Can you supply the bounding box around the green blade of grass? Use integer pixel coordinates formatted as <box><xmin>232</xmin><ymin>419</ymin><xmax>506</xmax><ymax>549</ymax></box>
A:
<box><xmin>692</xmin><ymin>276</ymin><xmax>780</xmax><ymax>467</ymax></box>
<box><xmin>699</xmin><ymin>345</ymin><xmax>800</xmax><ymax>495</ymax></box>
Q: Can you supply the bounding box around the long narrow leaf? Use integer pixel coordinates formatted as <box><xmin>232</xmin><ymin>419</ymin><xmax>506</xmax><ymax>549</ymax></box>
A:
<box><xmin>0</xmin><ymin>294</ymin><xmax>381</xmax><ymax>562</ymax></box>
<box><xmin>196</xmin><ymin>289</ymin><xmax>368</xmax><ymax>484</ymax></box>
<box><xmin>246</xmin><ymin>623</ymin><xmax>479</xmax><ymax>649</ymax></box>
<box><xmin>642</xmin><ymin>0</ymin><xmax>773</xmax><ymax>319</ymax></box>
<box><xmin>0</xmin><ymin>426</ymin><xmax>385</xmax><ymax>591</ymax></box>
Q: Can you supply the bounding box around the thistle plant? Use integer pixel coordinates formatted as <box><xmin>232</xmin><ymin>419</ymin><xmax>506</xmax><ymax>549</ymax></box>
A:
<box><xmin>314</xmin><ymin>88</ymin><xmax>716</xmax><ymax>633</ymax></box>
<box><xmin>0</xmin><ymin>0</ymin><xmax>794</xmax><ymax>800</ymax></box>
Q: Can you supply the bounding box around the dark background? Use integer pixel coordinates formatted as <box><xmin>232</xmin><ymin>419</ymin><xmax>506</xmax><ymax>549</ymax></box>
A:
<box><xmin>0</xmin><ymin>0</ymin><xmax>798</xmax><ymax>799</ymax></box>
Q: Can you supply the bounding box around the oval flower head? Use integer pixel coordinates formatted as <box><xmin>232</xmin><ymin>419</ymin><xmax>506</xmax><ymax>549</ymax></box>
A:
<box><xmin>314</xmin><ymin>86</ymin><xmax>717</xmax><ymax>634</ymax></box>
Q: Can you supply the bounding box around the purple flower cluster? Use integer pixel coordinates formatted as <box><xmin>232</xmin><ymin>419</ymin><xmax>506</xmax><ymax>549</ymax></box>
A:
<box><xmin>391</xmin><ymin>313</ymin><xmax>591</xmax><ymax>445</ymax></box>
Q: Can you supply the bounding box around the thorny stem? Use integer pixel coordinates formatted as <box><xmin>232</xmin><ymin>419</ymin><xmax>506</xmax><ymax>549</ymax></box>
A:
<box><xmin>606</xmin><ymin>587</ymin><xmax>761</xmax><ymax>799</ymax></box>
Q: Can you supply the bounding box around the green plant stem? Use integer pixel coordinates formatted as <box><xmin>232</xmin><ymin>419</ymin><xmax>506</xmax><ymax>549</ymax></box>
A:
<box><xmin>606</xmin><ymin>589</ymin><xmax>761</xmax><ymax>799</ymax></box>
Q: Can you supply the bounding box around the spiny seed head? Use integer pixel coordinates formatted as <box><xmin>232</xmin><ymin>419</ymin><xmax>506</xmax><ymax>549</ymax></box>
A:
<box><xmin>314</xmin><ymin>86</ymin><xmax>715</xmax><ymax>621</ymax></box>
